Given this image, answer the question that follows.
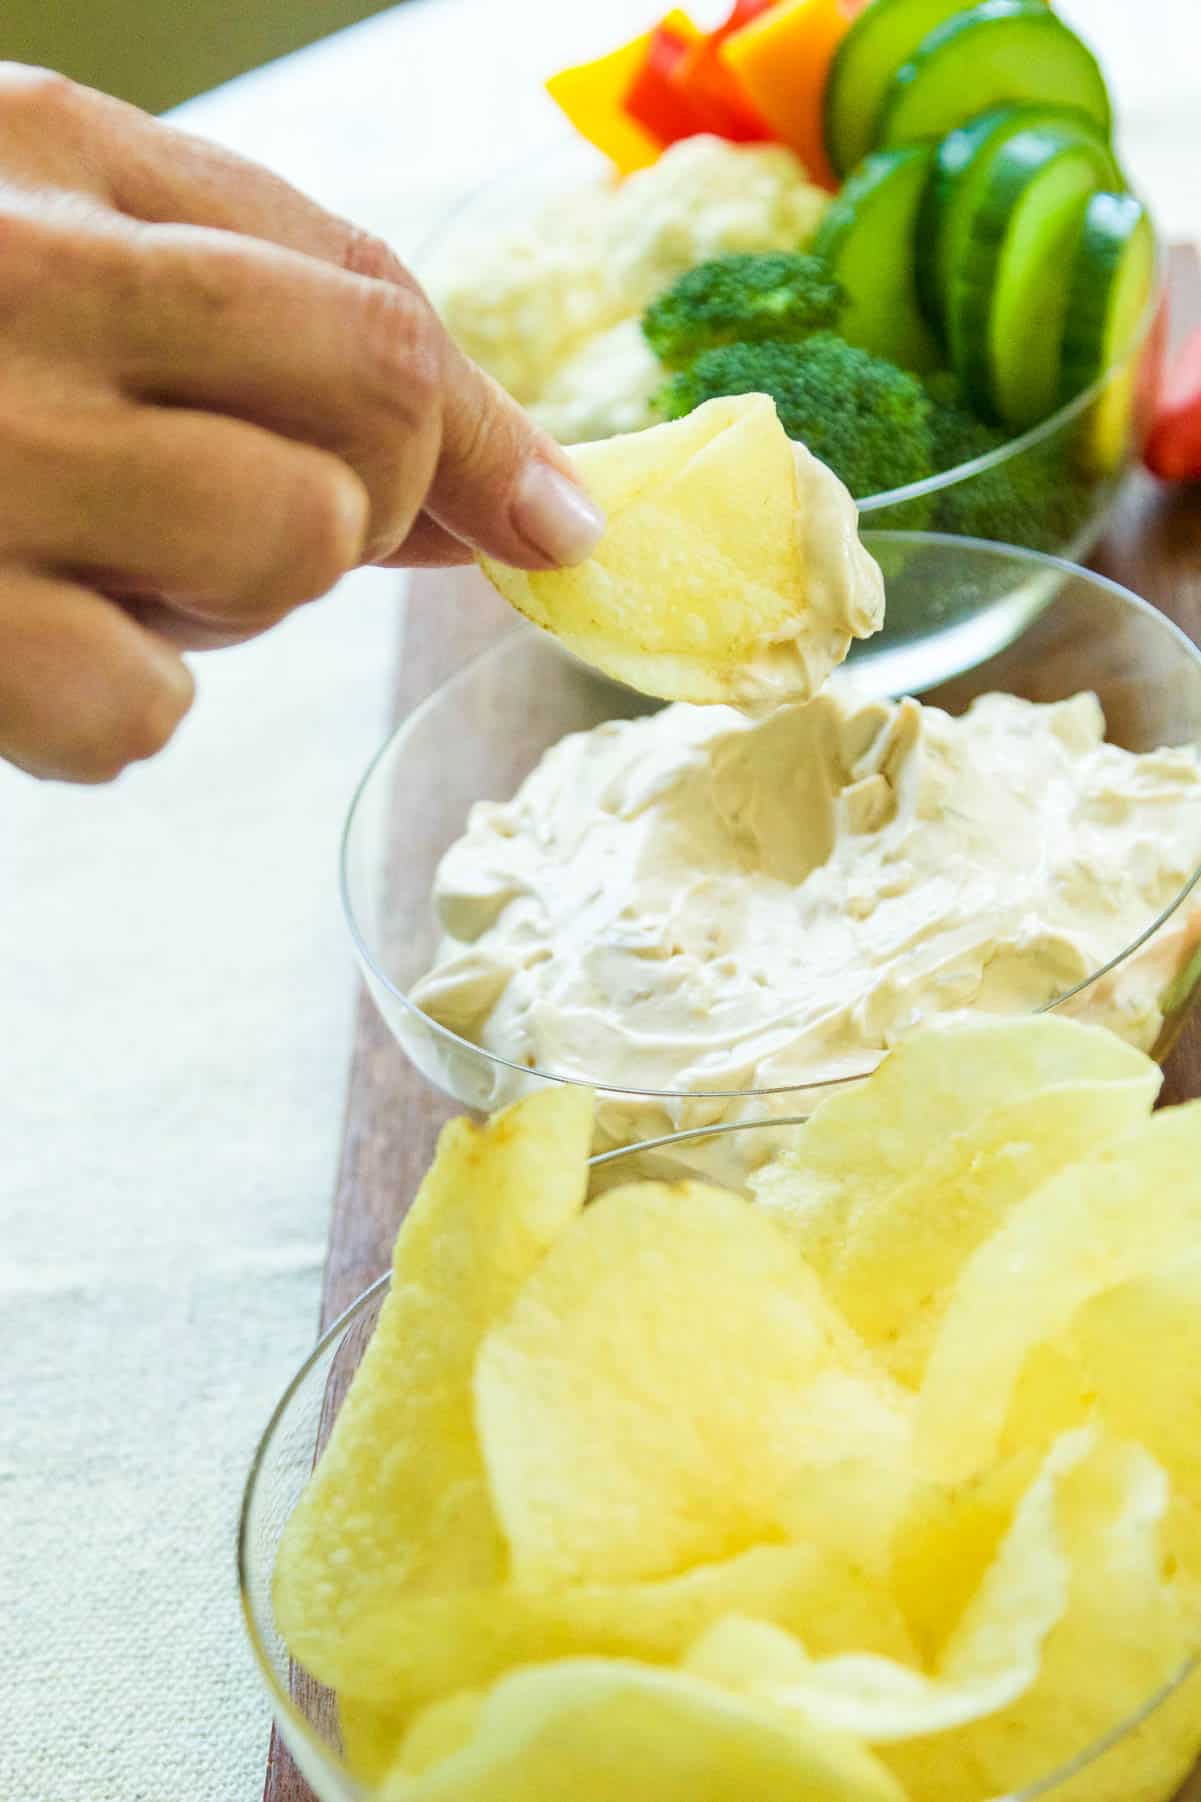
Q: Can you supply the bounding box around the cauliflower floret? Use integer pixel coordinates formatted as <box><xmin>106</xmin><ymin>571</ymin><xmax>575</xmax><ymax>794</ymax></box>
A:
<box><xmin>428</xmin><ymin>137</ymin><xmax>829</xmax><ymax>432</ymax></box>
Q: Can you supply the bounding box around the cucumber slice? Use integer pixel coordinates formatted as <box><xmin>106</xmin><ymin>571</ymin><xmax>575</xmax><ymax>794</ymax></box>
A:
<box><xmin>824</xmin><ymin>0</ymin><xmax>1002</xmax><ymax>180</ymax></box>
<box><xmin>811</xmin><ymin>145</ymin><xmax>941</xmax><ymax>372</ymax></box>
<box><xmin>1060</xmin><ymin>191</ymin><xmax>1157</xmax><ymax>471</ymax></box>
<box><xmin>879</xmin><ymin>0</ymin><xmax>1112</xmax><ymax>152</ymax></box>
<box><xmin>948</xmin><ymin>126</ymin><xmax>1117</xmax><ymax>426</ymax></box>
<box><xmin>917</xmin><ymin>103</ymin><xmax>1118</xmax><ymax>332</ymax></box>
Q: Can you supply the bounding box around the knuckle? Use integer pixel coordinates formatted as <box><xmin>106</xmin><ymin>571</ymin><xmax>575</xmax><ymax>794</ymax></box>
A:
<box><xmin>0</xmin><ymin>211</ymin><xmax>49</xmax><ymax>309</ymax></box>
<box><xmin>262</xmin><ymin>458</ymin><xmax>367</xmax><ymax>609</ymax></box>
<box><xmin>354</xmin><ymin>280</ymin><xmax>444</xmax><ymax>427</ymax></box>
<box><xmin>295</xmin><ymin>464</ymin><xmax>367</xmax><ymax>591</ymax></box>
<box><xmin>339</xmin><ymin>225</ymin><xmax>411</xmax><ymax>289</ymax></box>
<box><xmin>77</xmin><ymin>632</ymin><xmax>193</xmax><ymax>778</ymax></box>
<box><xmin>77</xmin><ymin>684</ymin><xmax>187</xmax><ymax>782</ymax></box>
<box><xmin>0</xmin><ymin>200</ymin><xmax>142</xmax><ymax>332</ymax></box>
<box><xmin>0</xmin><ymin>65</ymin><xmax>81</xmax><ymax>127</ymax></box>
<box><xmin>144</xmin><ymin>226</ymin><xmax>246</xmax><ymax>332</ymax></box>
<box><xmin>120</xmin><ymin>687</ymin><xmax>187</xmax><ymax>767</ymax></box>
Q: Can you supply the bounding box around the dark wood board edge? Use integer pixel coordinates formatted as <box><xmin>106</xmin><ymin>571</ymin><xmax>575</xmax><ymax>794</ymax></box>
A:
<box><xmin>1093</xmin><ymin>244</ymin><xmax>1201</xmax><ymax>1105</ymax></box>
<box><xmin>317</xmin><ymin>578</ymin><xmax>513</xmax><ymax>1330</ymax></box>
<box><xmin>260</xmin><ymin>580</ymin><xmax>512</xmax><ymax>1802</ymax></box>
<box><xmin>263</xmin><ymin>246</ymin><xmax>1201</xmax><ymax>1802</ymax></box>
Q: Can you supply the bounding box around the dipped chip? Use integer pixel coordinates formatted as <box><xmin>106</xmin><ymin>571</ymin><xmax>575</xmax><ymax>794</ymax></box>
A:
<box><xmin>273</xmin><ymin>1086</ymin><xmax>594</xmax><ymax>1689</ymax></box>
<box><xmin>478</xmin><ymin>394</ymin><xmax>883</xmax><ymax>709</ymax></box>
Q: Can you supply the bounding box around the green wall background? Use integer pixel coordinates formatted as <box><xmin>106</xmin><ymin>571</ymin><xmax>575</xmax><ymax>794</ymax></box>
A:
<box><xmin>2</xmin><ymin>0</ymin><xmax>402</xmax><ymax>113</ymax></box>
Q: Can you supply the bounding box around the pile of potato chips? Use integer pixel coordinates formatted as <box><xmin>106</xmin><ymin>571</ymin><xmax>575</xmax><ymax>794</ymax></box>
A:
<box><xmin>273</xmin><ymin>1016</ymin><xmax>1201</xmax><ymax>1801</ymax></box>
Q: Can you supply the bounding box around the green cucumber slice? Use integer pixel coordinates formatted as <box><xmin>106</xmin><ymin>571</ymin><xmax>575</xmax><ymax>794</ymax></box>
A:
<box><xmin>917</xmin><ymin>103</ymin><xmax>1118</xmax><ymax>332</ymax></box>
<box><xmin>949</xmin><ymin>126</ymin><xmax>1117</xmax><ymax>426</ymax></box>
<box><xmin>824</xmin><ymin>0</ymin><xmax>1003</xmax><ymax>180</ymax></box>
<box><xmin>811</xmin><ymin>145</ymin><xmax>940</xmax><ymax>371</ymax></box>
<box><xmin>879</xmin><ymin>0</ymin><xmax>1112</xmax><ymax>152</ymax></box>
<box><xmin>1060</xmin><ymin>191</ymin><xmax>1157</xmax><ymax>471</ymax></box>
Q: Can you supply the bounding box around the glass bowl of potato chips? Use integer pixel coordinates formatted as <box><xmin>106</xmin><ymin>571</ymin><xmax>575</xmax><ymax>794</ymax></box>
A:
<box><xmin>342</xmin><ymin>537</ymin><xmax>1201</xmax><ymax>1176</ymax></box>
<box><xmin>241</xmin><ymin>1025</ymin><xmax>1201</xmax><ymax>1802</ymax></box>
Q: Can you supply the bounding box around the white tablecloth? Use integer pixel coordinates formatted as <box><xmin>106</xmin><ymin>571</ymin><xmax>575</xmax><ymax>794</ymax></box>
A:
<box><xmin>2</xmin><ymin>3</ymin><xmax>1197</xmax><ymax>1797</ymax></box>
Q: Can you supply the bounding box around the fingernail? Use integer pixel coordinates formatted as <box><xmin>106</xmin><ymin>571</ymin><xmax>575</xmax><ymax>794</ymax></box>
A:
<box><xmin>511</xmin><ymin>460</ymin><xmax>604</xmax><ymax>566</ymax></box>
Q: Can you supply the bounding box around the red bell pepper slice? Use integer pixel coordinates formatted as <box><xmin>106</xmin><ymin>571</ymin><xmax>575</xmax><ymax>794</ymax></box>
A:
<box><xmin>717</xmin><ymin>0</ymin><xmax>781</xmax><ymax>36</ymax></box>
<box><xmin>1146</xmin><ymin>325</ymin><xmax>1201</xmax><ymax>483</ymax></box>
<box><xmin>670</xmin><ymin>32</ymin><xmax>774</xmax><ymax>142</ymax></box>
<box><xmin>624</xmin><ymin>16</ymin><xmax>709</xmax><ymax>146</ymax></box>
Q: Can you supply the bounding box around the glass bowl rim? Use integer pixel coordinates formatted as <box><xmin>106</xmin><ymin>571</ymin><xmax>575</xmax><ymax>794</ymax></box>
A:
<box><xmin>417</xmin><ymin>134</ymin><xmax>1164</xmax><ymax>516</ymax></box>
<box><xmin>238</xmin><ymin>1116</ymin><xmax>1200</xmax><ymax>1802</ymax></box>
<box><xmin>340</xmin><ymin>533</ymin><xmax>1201</xmax><ymax>1105</ymax></box>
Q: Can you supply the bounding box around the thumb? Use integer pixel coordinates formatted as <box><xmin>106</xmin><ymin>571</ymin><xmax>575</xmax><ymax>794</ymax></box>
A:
<box><xmin>423</xmin><ymin>339</ymin><xmax>605</xmax><ymax>571</ymax></box>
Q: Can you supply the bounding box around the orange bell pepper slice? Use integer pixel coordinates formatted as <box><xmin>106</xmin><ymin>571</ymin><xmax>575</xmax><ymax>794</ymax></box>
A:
<box><xmin>721</xmin><ymin>0</ymin><xmax>855</xmax><ymax>189</ymax></box>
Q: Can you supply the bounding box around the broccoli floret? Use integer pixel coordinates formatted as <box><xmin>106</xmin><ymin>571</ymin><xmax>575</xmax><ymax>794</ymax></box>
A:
<box><xmin>924</xmin><ymin>370</ymin><xmax>1100</xmax><ymax>552</ymax></box>
<box><xmin>924</xmin><ymin>370</ymin><xmax>1009</xmax><ymax>471</ymax></box>
<box><xmin>656</xmin><ymin>333</ymin><xmax>935</xmax><ymax>503</ymax></box>
<box><xmin>641</xmin><ymin>253</ymin><xmax>845</xmax><ymax>371</ymax></box>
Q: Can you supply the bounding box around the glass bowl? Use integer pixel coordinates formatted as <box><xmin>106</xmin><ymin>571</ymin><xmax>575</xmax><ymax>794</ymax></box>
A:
<box><xmin>342</xmin><ymin>536</ymin><xmax>1201</xmax><ymax>1175</ymax></box>
<box><xmin>419</xmin><ymin>134</ymin><xmax>1165</xmax><ymax>692</ymax></box>
<box><xmin>239</xmin><ymin>1121</ymin><xmax>1201</xmax><ymax>1802</ymax></box>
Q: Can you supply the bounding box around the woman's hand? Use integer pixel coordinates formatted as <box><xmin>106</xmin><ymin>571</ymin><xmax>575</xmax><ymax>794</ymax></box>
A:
<box><xmin>0</xmin><ymin>65</ymin><xmax>603</xmax><ymax>782</ymax></box>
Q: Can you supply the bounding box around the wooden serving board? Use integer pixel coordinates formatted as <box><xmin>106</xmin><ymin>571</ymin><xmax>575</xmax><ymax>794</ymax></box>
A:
<box><xmin>262</xmin><ymin>245</ymin><xmax>1201</xmax><ymax>1802</ymax></box>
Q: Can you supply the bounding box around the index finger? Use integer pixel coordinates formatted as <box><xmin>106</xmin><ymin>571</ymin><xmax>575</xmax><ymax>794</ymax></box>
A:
<box><xmin>9</xmin><ymin>69</ymin><xmax>604</xmax><ymax>571</ymax></box>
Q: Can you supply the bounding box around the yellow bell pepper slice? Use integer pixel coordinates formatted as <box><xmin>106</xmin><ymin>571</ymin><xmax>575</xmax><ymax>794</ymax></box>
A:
<box><xmin>546</xmin><ymin>34</ymin><xmax>662</xmax><ymax>175</ymax></box>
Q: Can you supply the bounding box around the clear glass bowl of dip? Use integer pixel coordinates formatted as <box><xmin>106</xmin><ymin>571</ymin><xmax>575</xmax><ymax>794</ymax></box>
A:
<box><xmin>239</xmin><ymin>1120</ymin><xmax>1201</xmax><ymax>1802</ymax></box>
<box><xmin>419</xmin><ymin>137</ymin><xmax>1165</xmax><ymax>693</ymax></box>
<box><xmin>341</xmin><ymin>537</ymin><xmax>1201</xmax><ymax>1173</ymax></box>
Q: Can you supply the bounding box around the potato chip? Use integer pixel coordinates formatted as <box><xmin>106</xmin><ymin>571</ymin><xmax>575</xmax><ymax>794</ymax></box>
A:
<box><xmin>753</xmin><ymin>1018</ymin><xmax>1159</xmax><ymax>1384</ymax></box>
<box><xmin>1054</xmin><ymin>1250</ymin><xmax>1201</xmax><ymax>1499</ymax></box>
<box><xmin>1006</xmin><ymin>1246</ymin><xmax>1201</xmax><ymax>1501</ymax></box>
<box><xmin>885</xmin><ymin>1436</ymin><xmax>1201</xmax><ymax>1802</ymax></box>
<box><xmin>479</xmin><ymin>394</ymin><xmax>883</xmax><ymax>708</ymax></box>
<box><xmin>377</xmin><ymin>1659</ymin><xmax>905</xmax><ymax>1802</ymax></box>
<box><xmin>475</xmin><ymin>1177</ymin><xmax>897</xmax><ymax>1586</ymax></box>
<box><xmin>340</xmin><ymin>1693</ymin><xmax>414</xmax><ymax>1787</ymax></box>
<box><xmin>770</xmin><ymin>1370</ymin><xmax>914</xmax><ymax>1578</ymax></box>
<box><xmin>326</xmin><ymin>1541</ymin><xmax>915</xmax><ymax>1716</ymax></box>
<box><xmin>394</xmin><ymin>1691</ymin><xmax>487</xmax><ymax>1779</ymax></box>
<box><xmin>688</xmin><ymin>1432</ymin><xmax>1080</xmax><ymax>1744</ymax></box>
<box><xmin>752</xmin><ymin>1016</ymin><xmax>1156</xmax><ymax>1237</ymax></box>
<box><xmin>917</xmin><ymin>1102</ymin><xmax>1201</xmax><ymax>1483</ymax></box>
<box><xmin>816</xmin><ymin>1077</ymin><xmax>1160</xmax><ymax>1389</ymax></box>
<box><xmin>890</xmin><ymin>1446</ymin><xmax>1046</xmax><ymax>1662</ymax></box>
<box><xmin>273</xmin><ymin>1086</ymin><xmax>593</xmax><ymax>1689</ymax></box>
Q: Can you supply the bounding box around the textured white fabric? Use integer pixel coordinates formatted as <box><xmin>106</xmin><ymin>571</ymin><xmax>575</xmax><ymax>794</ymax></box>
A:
<box><xmin>0</xmin><ymin>2</ymin><xmax>1196</xmax><ymax>1799</ymax></box>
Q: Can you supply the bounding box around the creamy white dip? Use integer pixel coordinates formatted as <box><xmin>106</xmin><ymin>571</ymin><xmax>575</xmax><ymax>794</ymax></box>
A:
<box><xmin>411</xmin><ymin>688</ymin><xmax>1201</xmax><ymax>1148</ymax></box>
<box><xmin>428</xmin><ymin>136</ymin><xmax>829</xmax><ymax>443</ymax></box>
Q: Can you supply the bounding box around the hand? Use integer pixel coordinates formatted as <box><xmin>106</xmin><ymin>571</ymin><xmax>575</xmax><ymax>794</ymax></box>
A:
<box><xmin>0</xmin><ymin>66</ymin><xmax>604</xmax><ymax>783</ymax></box>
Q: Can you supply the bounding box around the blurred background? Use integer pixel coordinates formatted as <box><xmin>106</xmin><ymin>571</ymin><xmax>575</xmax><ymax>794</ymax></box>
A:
<box><xmin>1</xmin><ymin>0</ymin><xmax>400</xmax><ymax>111</ymax></box>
